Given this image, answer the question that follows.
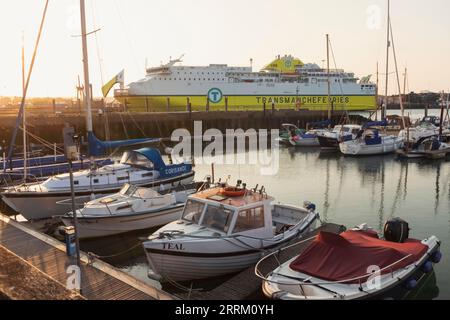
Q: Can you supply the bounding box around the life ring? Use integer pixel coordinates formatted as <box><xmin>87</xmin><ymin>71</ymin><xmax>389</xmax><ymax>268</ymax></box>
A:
<box><xmin>222</xmin><ymin>187</ymin><xmax>247</xmax><ymax>197</ymax></box>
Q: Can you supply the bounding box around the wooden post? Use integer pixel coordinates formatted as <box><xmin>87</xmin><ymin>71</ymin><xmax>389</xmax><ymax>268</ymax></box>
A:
<box><xmin>263</xmin><ymin>101</ymin><xmax>266</xmax><ymax>115</ymax></box>
<box><xmin>166</xmin><ymin>97</ymin><xmax>170</xmax><ymax>112</ymax></box>
<box><xmin>225</xmin><ymin>96</ymin><xmax>228</xmax><ymax>112</ymax></box>
<box><xmin>52</xmin><ymin>99</ymin><xmax>56</xmax><ymax>114</ymax></box>
<box><xmin>186</xmin><ymin>97</ymin><xmax>190</xmax><ymax>112</ymax></box>
<box><xmin>145</xmin><ymin>97</ymin><xmax>149</xmax><ymax>113</ymax></box>
<box><xmin>206</xmin><ymin>97</ymin><xmax>210</xmax><ymax>112</ymax></box>
<box><xmin>124</xmin><ymin>98</ymin><xmax>128</xmax><ymax>112</ymax></box>
<box><xmin>272</xmin><ymin>102</ymin><xmax>275</xmax><ymax>113</ymax></box>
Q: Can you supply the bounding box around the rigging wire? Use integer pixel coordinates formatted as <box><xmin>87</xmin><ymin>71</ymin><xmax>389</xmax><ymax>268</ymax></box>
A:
<box><xmin>113</xmin><ymin>0</ymin><xmax>141</xmax><ymax>74</ymax></box>
<box><xmin>90</xmin><ymin>0</ymin><xmax>105</xmax><ymax>86</ymax></box>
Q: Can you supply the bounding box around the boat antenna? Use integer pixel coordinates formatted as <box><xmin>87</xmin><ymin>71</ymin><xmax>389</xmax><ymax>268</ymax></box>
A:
<box><xmin>6</xmin><ymin>0</ymin><xmax>49</xmax><ymax>165</ymax></box>
<box><xmin>383</xmin><ymin>0</ymin><xmax>390</xmax><ymax>120</ymax></box>
<box><xmin>326</xmin><ymin>34</ymin><xmax>332</xmax><ymax>121</ymax></box>
<box><xmin>21</xmin><ymin>31</ymin><xmax>27</xmax><ymax>182</ymax></box>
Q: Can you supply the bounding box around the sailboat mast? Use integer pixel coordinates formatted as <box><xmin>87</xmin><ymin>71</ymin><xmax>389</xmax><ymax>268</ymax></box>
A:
<box><xmin>22</xmin><ymin>33</ymin><xmax>27</xmax><ymax>182</ymax></box>
<box><xmin>80</xmin><ymin>0</ymin><xmax>93</xmax><ymax>133</ymax></box>
<box><xmin>376</xmin><ymin>62</ymin><xmax>379</xmax><ymax>120</ymax></box>
<box><xmin>326</xmin><ymin>34</ymin><xmax>331</xmax><ymax>121</ymax></box>
<box><xmin>403</xmin><ymin>67</ymin><xmax>408</xmax><ymax>109</ymax></box>
<box><xmin>389</xmin><ymin>19</ymin><xmax>406</xmax><ymax>129</ymax></box>
<box><xmin>6</xmin><ymin>0</ymin><xmax>49</xmax><ymax>164</ymax></box>
<box><xmin>383</xmin><ymin>0</ymin><xmax>390</xmax><ymax>120</ymax></box>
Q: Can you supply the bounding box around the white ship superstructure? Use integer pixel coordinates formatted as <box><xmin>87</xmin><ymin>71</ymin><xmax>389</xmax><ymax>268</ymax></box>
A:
<box><xmin>115</xmin><ymin>55</ymin><xmax>376</xmax><ymax>111</ymax></box>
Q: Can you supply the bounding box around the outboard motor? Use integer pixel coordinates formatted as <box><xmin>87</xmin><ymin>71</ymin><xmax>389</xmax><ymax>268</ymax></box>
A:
<box><xmin>384</xmin><ymin>218</ymin><xmax>410</xmax><ymax>243</ymax></box>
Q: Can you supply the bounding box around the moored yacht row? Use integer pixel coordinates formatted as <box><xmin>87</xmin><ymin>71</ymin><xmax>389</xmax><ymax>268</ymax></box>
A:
<box><xmin>279</xmin><ymin>116</ymin><xmax>450</xmax><ymax>159</ymax></box>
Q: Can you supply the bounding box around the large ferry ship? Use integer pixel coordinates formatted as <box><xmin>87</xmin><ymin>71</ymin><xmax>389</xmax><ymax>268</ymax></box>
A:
<box><xmin>114</xmin><ymin>55</ymin><xmax>376</xmax><ymax>112</ymax></box>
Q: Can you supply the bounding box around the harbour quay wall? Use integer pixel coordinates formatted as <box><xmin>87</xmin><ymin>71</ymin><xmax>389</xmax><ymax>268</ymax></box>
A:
<box><xmin>0</xmin><ymin>110</ymin><xmax>367</xmax><ymax>147</ymax></box>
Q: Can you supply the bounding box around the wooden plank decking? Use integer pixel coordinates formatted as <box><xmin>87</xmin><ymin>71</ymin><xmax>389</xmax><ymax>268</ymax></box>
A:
<box><xmin>0</xmin><ymin>213</ymin><xmax>176</xmax><ymax>300</ymax></box>
<box><xmin>179</xmin><ymin>222</ymin><xmax>346</xmax><ymax>300</ymax></box>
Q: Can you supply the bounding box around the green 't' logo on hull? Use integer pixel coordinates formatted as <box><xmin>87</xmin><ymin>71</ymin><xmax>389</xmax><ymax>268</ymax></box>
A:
<box><xmin>208</xmin><ymin>88</ymin><xmax>223</xmax><ymax>103</ymax></box>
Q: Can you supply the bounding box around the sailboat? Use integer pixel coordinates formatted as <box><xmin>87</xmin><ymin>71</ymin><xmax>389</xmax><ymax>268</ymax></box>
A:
<box><xmin>340</xmin><ymin>0</ymin><xmax>405</xmax><ymax>156</ymax></box>
<box><xmin>0</xmin><ymin>0</ymin><xmax>195</xmax><ymax>220</ymax></box>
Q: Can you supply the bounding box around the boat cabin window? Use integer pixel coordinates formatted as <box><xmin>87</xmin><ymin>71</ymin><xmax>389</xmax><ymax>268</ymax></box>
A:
<box><xmin>233</xmin><ymin>207</ymin><xmax>265</xmax><ymax>233</ymax></box>
<box><xmin>120</xmin><ymin>151</ymin><xmax>154</xmax><ymax>169</ymax></box>
<box><xmin>201</xmin><ymin>205</ymin><xmax>233</xmax><ymax>233</ymax></box>
<box><xmin>182</xmin><ymin>200</ymin><xmax>205</xmax><ymax>224</ymax></box>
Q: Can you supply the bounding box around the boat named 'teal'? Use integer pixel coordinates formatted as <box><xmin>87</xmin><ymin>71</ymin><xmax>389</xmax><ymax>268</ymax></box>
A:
<box><xmin>143</xmin><ymin>181</ymin><xmax>319</xmax><ymax>282</ymax></box>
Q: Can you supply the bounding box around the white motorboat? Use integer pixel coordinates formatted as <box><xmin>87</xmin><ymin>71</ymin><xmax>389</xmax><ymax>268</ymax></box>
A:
<box><xmin>317</xmin><ymin>124</ymin><xmax>362</xmax><ymax>150</ymax></box>
<box><xmin>339</xmin><ymin>122</ymin><xmax>404</xmax><ymax>155</ymax></box>
<box><xmin>142</xmin><ymin>182</ymin><xmax>319</xmax><ymax>282</ymax></box>
<box><xmin>258</xmin><ymin>219</ymin><xmax>442</xmax><ymax>300</ymax></box>
<box><xmin>396</xmin><ymin>135</ymin><xmax>450</xmax><ymax>159</ymax></box>
<box><xmin>61</xmin><ymin>184</ymin><xmax>198</xmax><ymax>239</ymax></box>
<box><xmin>1</xmin><ymin>148</ymin><xmax>194</xmax><ymax>220</ymax></box>
<box><xmin>398</xmin><ymin>123</ymin><xmax>441</xmax><ymax>144</ymax></box>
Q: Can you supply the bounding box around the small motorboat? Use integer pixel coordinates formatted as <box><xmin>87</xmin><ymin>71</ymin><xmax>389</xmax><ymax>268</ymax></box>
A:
<box><xmin>317</xmin><ymin>124</ymin><xmax>362</xmax><ymax>150</ymax></box>
<box><xmin>142</xmin><ymin>181</ymin><xmax>320</xmax><ymax>282</ymax></box>
<box><xmin>279</xmin><ymin>123</ymin><xmax>328</xmax><ymax>147</ymax></box>
<box><xmin>61</xmin><ymin>183</ymin><xmax>198</xmax><ymax>239</ymax></box>
<box><xmin>339</xmin><ymin>121</ymin><xmax>404</xmax><ymax>156</ymax></box>
<box><xmin>396</xmin><ymin>135</ymin><xmax>450</xmax><ymax>159</ymax></box>
<box><xmin>258</xmin><ymin>218</ymin><xmax>441</xmax><ymax>300</ymax></box>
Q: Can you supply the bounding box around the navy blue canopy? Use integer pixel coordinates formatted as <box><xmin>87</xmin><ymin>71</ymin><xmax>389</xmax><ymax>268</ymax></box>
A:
<box><xmin>363</xmin><ymin>120</ymin><xmax>388</xmax><ymax>129</ymax></box>
<box><xmin>307</xmin><ymin>119</ymin><xmax>332</xmax><ymax>128</ymax></box>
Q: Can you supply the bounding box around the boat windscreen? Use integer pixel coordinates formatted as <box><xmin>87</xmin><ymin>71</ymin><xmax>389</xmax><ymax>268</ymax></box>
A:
<box><xmin>120</xmin><ymin>151</ymin><xmax>154</xmax><ymax>169</ymax></box>
<box><xmin>201</xmin><ymin>205</ymin><xmax>234</xmax><ymax>233</ymax></box>
<box><xmin>182</xmin><ymin>200</ymin><xmax>205</xmax><ymax>224</ymax></box>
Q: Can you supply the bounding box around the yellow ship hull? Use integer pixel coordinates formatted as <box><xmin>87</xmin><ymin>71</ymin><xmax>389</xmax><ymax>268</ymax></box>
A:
<box><xmin>115</xmin><ymin>95</ymin><xmax>376</xmax><ymax>112</ymax></box>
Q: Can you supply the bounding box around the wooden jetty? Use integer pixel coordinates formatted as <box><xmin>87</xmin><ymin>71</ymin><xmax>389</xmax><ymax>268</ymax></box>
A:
<box><xmin>0</xmin><ymin>213</ymin><xmax>176</xmax><ymax>300</ymax></box>
<box><xmin>178</xmin><ymin>222</ymin><xmax>346</xmax><ymax>300</ymax></box>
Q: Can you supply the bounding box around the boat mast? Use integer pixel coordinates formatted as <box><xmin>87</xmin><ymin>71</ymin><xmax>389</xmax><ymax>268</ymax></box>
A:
<box><xmin>376</xmin><ymin>62</ymin><xmax>379</xmax><ymax>120</ymax></box>
<box><xmin>439</xmin><ymin>91</ymin><xmax>445</xmax><ymax>137</ymax></box>
<box><xmin>327</xmin><ymin>34</ymin><xmax>331</xmax><ymax>121</ymax></box>
<box><xmin>6</xmin><ymin>1</ymin><xmax>49</xmax><ymax>165</ymax></box>
<box><xmin>22</xmin><ymin>33</ymin><xmax>27</xmax><ymax>182</ymax></box>
<box><xmin>80</xmin><ymin>0</ymin><xmax>93</xmax><ymax>135</ymax></box>
<box><xmin>403</xmin><ymin>67</ymin><xmax>408</xmax><ymax>110</ymax></box>
<box><xmin>383</xmin><ymin>0</ymin><xmax>390</xmax><ymax>120</ymax></box>
<box><xmin>389</xmin><ymin>18</ymin><xmax>406</xmax><ymax>129</ymax></box>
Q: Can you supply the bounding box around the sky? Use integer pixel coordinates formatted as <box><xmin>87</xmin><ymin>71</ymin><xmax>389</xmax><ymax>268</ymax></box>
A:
<box><xmin>0</xmin><ymin>0</ymin><xmax>449</xmax><ymax>97</ymax></box>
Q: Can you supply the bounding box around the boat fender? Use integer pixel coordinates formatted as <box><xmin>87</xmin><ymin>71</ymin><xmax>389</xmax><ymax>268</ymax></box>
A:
<box><xmin>383</xmin><ymin>218</ymin><xmax>410</xmax><ymax>243</ymax></box>
<box><xmin>430</xmin><ymin>250</ymin><xmax>442</xmax><ymax>264</ymax></box>
<box><xmin>303</xmin><ymin>201</ymin><xmax>316</xmax><ymax>212</ymax></box>
<box><xmin>404</xmin><ymin>278</ymin><xmax>417</xmax><ymax>291</ymax></box>
<box><xmin>421</xmin><ymin>261</ymin><xmax>433</xmax><ymax>273</ymax></box>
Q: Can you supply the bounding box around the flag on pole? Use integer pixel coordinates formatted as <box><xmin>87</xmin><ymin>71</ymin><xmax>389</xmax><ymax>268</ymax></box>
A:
<box><xmin>102</xmin><ymin>70</ymin><xmax>124</xmax><ymax>97</ymax></box>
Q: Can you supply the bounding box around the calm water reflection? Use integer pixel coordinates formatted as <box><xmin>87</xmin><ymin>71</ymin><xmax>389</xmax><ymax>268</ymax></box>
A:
<box><xmin>81</xmin><ymin>146</ymin><xmax>449</xmax><ymax>299</ymax></box>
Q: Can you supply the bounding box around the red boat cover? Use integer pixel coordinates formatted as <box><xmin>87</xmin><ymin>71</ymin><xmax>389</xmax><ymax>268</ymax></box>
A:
<box><xmin>289</xmin><ymin>231</ymin><xmax>427</xmax><ymax>284</ymax></box>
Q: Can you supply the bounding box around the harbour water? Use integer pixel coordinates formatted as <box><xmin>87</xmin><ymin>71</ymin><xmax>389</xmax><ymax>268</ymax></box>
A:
<box><xmin>78</xmin><ymin>142</ymin><xmax>449</xmax><ymax>300</ymax></box>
